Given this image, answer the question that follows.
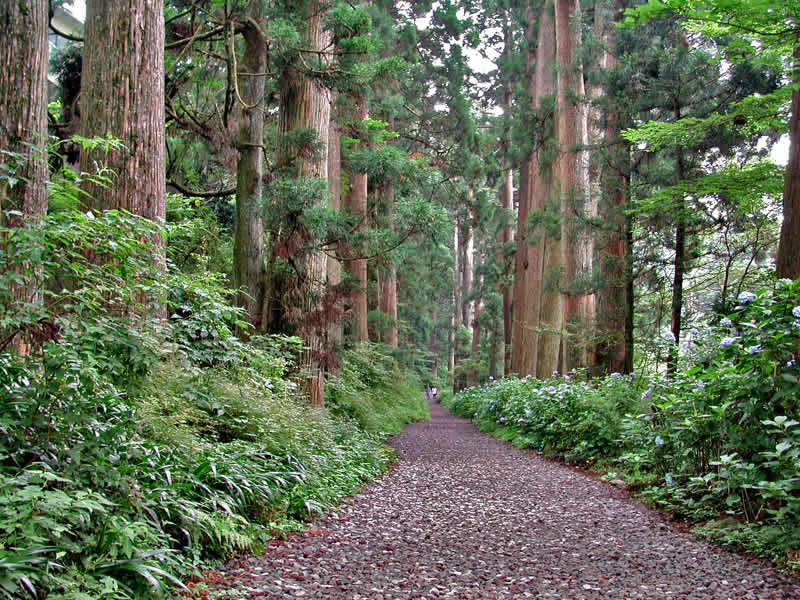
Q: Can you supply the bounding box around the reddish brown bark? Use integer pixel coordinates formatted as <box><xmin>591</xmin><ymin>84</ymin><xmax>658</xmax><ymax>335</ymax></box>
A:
<box><xmin>593</xmin><ymin>1</ymin><xmax>632</xmax><ymax>374</ymax></box>
<box><xmin>511</xmin><ymin>2</ymin><xmax>555</xmax><ymax>377</ymax></box>
<box><xmin>326</xmin><ymin>115</ymin><xmax>343</xmax><ymax>366</ymax></box>
<box><xmin>349</xmin><ymin>96</ymin><xmax>369</xmax><ymax>343</ymax></box>
<box><xmin>556</xmin><ymin>0</ymin><xmax>592</xmax><ymax>373</ymax></box>
<box><xmin>378</xmin><ymin>185</ymin><xmax>398</xmax><ymax>348</ymax></box>
<box><xmin>0</xmin><ymin>0</ymin><xmax>49</xmax><ymax>354</ymax></box>
<box><xmin>278</xmin><ymin>0</ymin><xmax>332</xmax><ymax>405</ymax></box>
<box><xmin>777</xmin><ymin>42</ymin><xmax>800</xmax><ymax>280</ymax></box>
<box><xmin>80</xmin><ymin>0</ymin><xmax>165</xmax><ymax>222</ymax></box>
<box><xmin>0</xmin><ymin>0</ymin><xmax>48</xmax><ymax>224</ymax></box>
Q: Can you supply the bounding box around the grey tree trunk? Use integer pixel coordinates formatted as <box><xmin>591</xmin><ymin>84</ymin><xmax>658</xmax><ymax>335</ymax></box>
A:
<box><xmin>232</xmin><ymin>4</ymin><xmax>268</xmax><ymax>333</ymax></box>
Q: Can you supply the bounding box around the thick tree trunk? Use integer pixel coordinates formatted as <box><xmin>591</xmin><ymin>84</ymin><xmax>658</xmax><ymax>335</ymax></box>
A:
<box><xmin>0</xmin><ymin>0</ymin><xmax>48</xmax><ymax>223</ymax></box>
<box><xmin>81</xmin><ymin>0</ymin><xmax>165</xmax><ymax>222</ymax></box>
<box><xmin>777</xmin><ymin>42</ymin><xmax>800</xmax><ymax>280</ymax></box>
<box><xmin>232</xmin><ymin>7</ymin><xmax>268</xmax><ymax>333</ymax></box>
<box><xmin>499</xmin><ymin>11</ymin><xmax>515</xmax><ymax>375</ymax></box>
<box><xmin>327</xmin><ymin>116</ymin><xmax>343</xmax><ymax>367</ymax></box>
<box><xmin>430</xmin><ymin>308</ymin><xmax>439</xmax><ymax>376</ymax></box>
<box><xmin>594</xmin><ymin>3</ymin><xmax>632</xmax><ymax>374</ymax></box>
<box><xmin>501</xmin><ymin>171</ymin><xmax>514</xmax><ymax>374</ymax></box>
<box><xmin>461</xmin><ymin>202</ymin><xmax>475</xmax><ymax>331</ymax></box>
<box><xmin>378</xmin><ymin>187</ymin><xmax>398</xmax><ymax>348</ymax></box>
<box><xmin>453</xmin><ymin>223</ymin><xmax>462</xmax><ymax>328</ymax></box>
<box><xmin>555</xmin><ymin>0</ymin><xmax>591</xmax><ymax>373</ymax></box>
<box><xmin>278</xmin><ymin>0</ymin><xmax>332</xmax><ymax>405</ymax></box>
<box><xmin>511</xmin><ymin>2</ymin><xmax>555</xmax><ymax>376</ymax></box>
<box><xmin>533</xmin><ymin>4</ymin><xmax>562</xmax><ymax>378</ymax></box>
<box><xmin>0</xmin><ymin>0</ymin><xmax>48</xmax><ymax>354</ymax></box>
<box><xmin>469</xmin><ymin>290</ymin><xmax>483</xmax><ymax>387</ymax></box>
<box><xmin>349</xmin><ymin>96</ymin><xmax>369</xmax><ymax>343</ymax></box>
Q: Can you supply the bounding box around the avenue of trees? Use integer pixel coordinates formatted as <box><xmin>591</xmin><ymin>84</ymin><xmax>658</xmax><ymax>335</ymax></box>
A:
<box><xmin>2</xmin><ymin>0</ymin><xmax>798</xmax><ymax>391</ymax></box>
<box><xmin>0</xmin><ymin>0</ymin><xmax>798</xmax><ymax>595</ymax></box>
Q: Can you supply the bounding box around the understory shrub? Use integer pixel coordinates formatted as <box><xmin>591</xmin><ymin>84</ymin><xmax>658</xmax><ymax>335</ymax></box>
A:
<box><xmin>444</xmin><ymin>278</ymin><xmax>800</xmax><ymax>567</ymax></box>
<box><xmin>0</xmin><ymin>210</ymin><xmax>426</xmax><ymax>599</ymax></box>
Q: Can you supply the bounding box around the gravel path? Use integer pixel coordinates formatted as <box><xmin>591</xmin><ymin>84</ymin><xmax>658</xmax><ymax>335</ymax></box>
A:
<box><xmin>207</xmin><ymin>399</ymin><xmax>800</xmax><ymax>599</ymax></box>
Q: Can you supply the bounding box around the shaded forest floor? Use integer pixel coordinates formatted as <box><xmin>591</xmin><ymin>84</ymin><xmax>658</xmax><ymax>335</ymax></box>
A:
<box><xmin>191</xmin><ymin>399</ymin><xmax>800</xmax><ymax>599</ymax></box>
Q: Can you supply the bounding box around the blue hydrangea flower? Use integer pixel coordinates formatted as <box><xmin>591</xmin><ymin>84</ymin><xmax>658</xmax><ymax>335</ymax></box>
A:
<box><xmin>737</xmin><ymin>291</ymin><xmax>756</xmax><ymax>304</ymax></box>
<box><xmin>720</xmin><ymin>336</ymin><xmax>736</xmax><ymax>348</ymax></box>
<box><xmin>720</xmin><ymin>317</ymin><xmax>733</xmax><ymax>326</ymax></box>
<box><xmin>664</xmin><ymin>331</ymin><xmax>676</xmax><ymax>342</ymax></box>
<box><xmin>552</xmin><ymin>370</ymin><xmax>559</xmax><ymax>376</ymax></box>
<box><xmin>792</xmin><ymin>306</ymin><xmax>800</xmax><ymax>318</ymax></box>
<box><xmin>747</xmin><ymin>344</ymin><xmax>762</xmax><ymax>354</ymax></box>
<box><xmin>641</xmin><ymin>389</ymin><xmax>653</xmax><ymax>400</ymax></box>
<box><xmin>665</xmin><ymin>474</ymin><xmax>674</xmax><ymax>487</ymax></box>
<box><xmin>778</xmin><ymin>278</ymin><xmax>793</xmax><ymax>288</ymax></box>
<box><xmin>655</xmin><ymin>436</ymin><xmax>665</xmax><ymax>446</ymax></box>
<box><xmin>788</xmin><ymin>359</ymin><xmax>796</xmax><ymax>368</ymax></box>
<box><xmin>544</xmin><ymin>386</ymin><xmax>556</xmax><ymax>393</ymax></box>
<box><xmin>610</xmin><ymin>372</ymin><xmax>621</xmax><ymax>378</ymax></box>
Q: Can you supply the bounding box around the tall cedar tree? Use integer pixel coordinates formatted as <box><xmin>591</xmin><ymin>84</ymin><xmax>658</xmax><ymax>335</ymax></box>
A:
<box><xmin>80</xmin><ymin>0</ymin><xmax>166</xmax><ymax>225</ymax></box>
<box><xmin>0</xmin><ymin>0</ymin><xmax>49</xmax><ymax>353</ymax></box>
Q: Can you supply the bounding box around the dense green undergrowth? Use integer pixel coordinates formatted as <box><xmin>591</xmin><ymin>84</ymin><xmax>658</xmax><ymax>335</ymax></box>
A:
<box><xmin>0</xmin><ymin>210</ymin><xmax>427</xmax><ymax>599</ymax></box>
<box><xmin>444</xmin><ymin>279</ymin><xmax>800</xmax><ymax>568</ymax></box>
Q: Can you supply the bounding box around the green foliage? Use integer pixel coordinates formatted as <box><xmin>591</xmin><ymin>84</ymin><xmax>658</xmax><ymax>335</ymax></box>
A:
<box><xmin>326</xmin><ymin>343</ymin><xmax>430</xmax><ymax>434</ymax></box>
<box><xmin>446</xmin><ymin>280</ymin><xmax>800</xmax><ymax>566</ymax></box>
<box><xmin>0</xmin><ymin>201</ymin><xmax>427</xmax><ymax>598</ymax></box>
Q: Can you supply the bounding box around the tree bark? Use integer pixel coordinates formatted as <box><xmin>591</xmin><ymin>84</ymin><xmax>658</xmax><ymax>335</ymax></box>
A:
<box><xmin>232</xmin><ymin>5</ymin><xmax>268</xmax><ymax>333</ymax></box>
<box><xmin>777</xmin><ymin>42</ymin><xmax>800</xmax><ymax>280</ymax></box>
<box><xmin>349</xmin><ymin>95</ymin><xmax>369</xmax><ymax>343</ymax></box>
<box><xmin>326</xmin><ymin>114</ymin><xmax>343</xmax><ymax>367</ymax></box>
<box><xmin>512</xmin><ymin>1</ymin><xmax>556</xmax><ymax>377</ymax></box>
<box><xmin>555</xmin><ymin>0</ymin><xmax>591</xmax><ymax>373</ymax></box>
<box><xmin>378</xmin><ymin>185</ymin><xmax>398</xmax><ymax>348</ymax></box>
<box><xmin>594</xmin><ymin>1</ymin><xmax>632</xmax><ymax>374</ymax></box>
<box><xmin>667</xmin><ymin>104</ymin><xmax>687</xmax><ymax>378</ymax></box>
<box><xmin>501</xmin><ymin>171</ymin><xmax>514</xmax><ymax>374</ymax></box>
<box><xmin>461</xmin><ymin>201</ymin><xmax>475</xmax><ymax>332</ymax></box>
<box><xmin>278</xmin><ymin>0</ymin><xmax>332</xmax><ymax>405</ymax></box>
<box><xmin>80</xmin><ymin>0</ymin><xmax>165</xmax><ymax>223</ymax></box>
<box><xmin>0</xmin><ymin>0</ymin><xmax>49</xmax><ymax>354</ymax></box>
<box><xmin>0</xmin><ymin>0</ymin><xmax>48</xmax><ymax>224</ymax></box>
<box><xmin>453</xmin><ymin>221</ymin><xmax>462</xmax><ymax>328</ymax></box>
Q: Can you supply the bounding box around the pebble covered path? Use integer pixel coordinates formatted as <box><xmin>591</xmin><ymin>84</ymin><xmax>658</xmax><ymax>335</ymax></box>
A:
<box><xmin>207</xmin><ymin>399</ymin><xmax>800</xmax><ymax>599</ymax></box>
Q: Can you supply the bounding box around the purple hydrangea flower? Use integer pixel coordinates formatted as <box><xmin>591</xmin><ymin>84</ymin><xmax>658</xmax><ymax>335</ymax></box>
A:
<box><xmin>747</xmin><ymin>344</ymin><xmax>762</xmax><ymax>354</ymax></box>
<box><xmin>737</xmin><ymin>291</ymin><xmax>756</xmax><ymax>304</ymax></box>
<box><xmin>720</xmin><ymin>317</ymin><xmax>733</xmax><ymax>327</ymax></box>
<box><xmin>610</xmin><ymin>372</ymin><xmax>621</xmax><ymax>378</ymax></box>
<box><xmin>544</xmin><ymin>386</ymin><xmax>556</xmax><ymax>393</ymax></box>
<box><xmin>720</xmin><ymin>337</ymin><xmax>736</xmax><ymax>348</ymax></box>
<box><xmin>788</xmin><ymin>359</ymin><xmax>796</xmax><ymax>368</ymax></box>
<box><xmin>641</xmin><ymin>389</ymin><xmax>653</xmax><ymax>400</ymax></box>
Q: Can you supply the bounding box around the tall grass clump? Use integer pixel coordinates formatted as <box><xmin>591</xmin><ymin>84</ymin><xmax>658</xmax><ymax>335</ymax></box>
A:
<box><xmin>444</xmin><ymin>279</ymin><xmax>800</xmax><ymax>567</ymax></box>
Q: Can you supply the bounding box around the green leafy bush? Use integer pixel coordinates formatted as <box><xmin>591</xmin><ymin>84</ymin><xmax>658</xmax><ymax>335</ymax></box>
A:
<box><xmin>0</xmin><ymin>206</ymin><xmax>427</xmax><ymax>599</ymax></box>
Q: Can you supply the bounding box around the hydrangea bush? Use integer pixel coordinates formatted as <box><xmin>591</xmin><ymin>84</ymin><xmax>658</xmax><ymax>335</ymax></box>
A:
<box><xmin>444</xmin><ymin>278</ymin><xmax>800</xmax><ymax>565</ymax></box>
